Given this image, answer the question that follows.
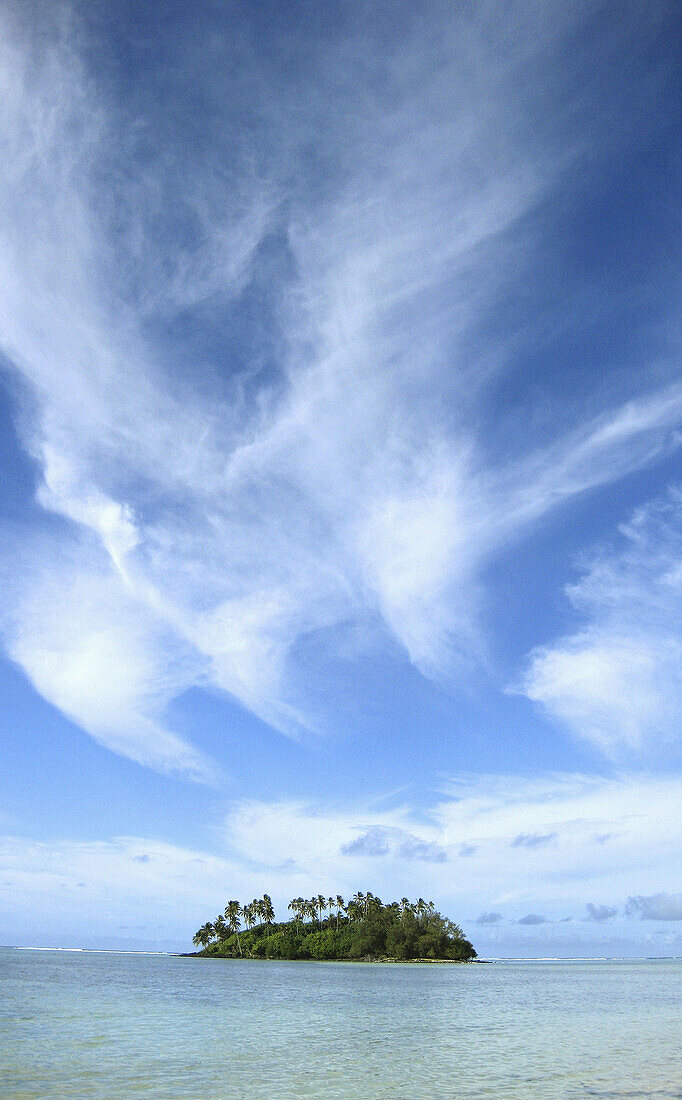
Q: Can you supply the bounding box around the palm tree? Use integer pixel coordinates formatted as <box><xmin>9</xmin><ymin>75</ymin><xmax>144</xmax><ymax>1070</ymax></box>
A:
<box><xmin>365</xmin><ymin>891</ymin><xmax>381</xmax><ymax>916</ymax></box>
<box><xmin>327</xmin><ymin>897</ymin><xmax>336</xmax><ymax>928</ymax></box>
<box><xmin>261</xmin><ymin>894</ymin><xmax>275</xmax><ymax>925</ymax></box>
<box><xmin>416</xmin><ymin>898</ymin><xmax>427</xmax><ymax>920</ymax></box>
<box><xmin>224</xmin><ymin>900</ymin><xmax>243</xmax><ymax>956</ymax></box>
<box><xmin>316</xmin><ymin>894</ymin><xmax>327</xmax><ymax>926</ymax></box>
<box><xmin>400</xmin><ymin>897</ymin><xmax>410</xmax><ymax>916</ymax></box>
<box><xmin>353</xmin><ymin>891</ymin><xmax>366</xmax><ymax>915</ymax></box>
<box><xmin>244</xmin><ymin>902</ymin><xmax>256</xmax><ymax>933</ymax></box>
<box><xmin>335</xmin><ymin>895</ymin><xmax>345</xmax><ymax>930</ymax></box>
<box><xmin>214</xmin><ymin>915</ymin><xmax>227</xmax><ymax>941</ymax></box>
<box><xmin>193</xmin><ymin>923</ymin><xmax>212</xmax><ymax>949</ymax></box>
<box><xmin>242</xmin><ymin>902</ymin><xmax>258</xmax><ymax>957</ymax></box>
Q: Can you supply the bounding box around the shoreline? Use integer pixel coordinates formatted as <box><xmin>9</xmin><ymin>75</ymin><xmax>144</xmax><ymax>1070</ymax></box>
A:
<box><xmin>182</xmin><ymin>952</ymin><xmax>485</xmax><ymax>964</ymax></box>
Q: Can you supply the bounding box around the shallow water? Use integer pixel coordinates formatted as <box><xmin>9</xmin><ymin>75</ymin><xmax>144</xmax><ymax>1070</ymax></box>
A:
<box><xmin>0</xmin><ymin>949</ymin><xmax>680</xmax><ymax>1098</ymax></box>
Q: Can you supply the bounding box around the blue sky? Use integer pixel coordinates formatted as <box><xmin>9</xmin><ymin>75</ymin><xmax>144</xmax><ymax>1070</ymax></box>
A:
<box><xmin>0</xmin><ymin>0</ymin><xmax>681</xmax><ymax>957</ymax></box>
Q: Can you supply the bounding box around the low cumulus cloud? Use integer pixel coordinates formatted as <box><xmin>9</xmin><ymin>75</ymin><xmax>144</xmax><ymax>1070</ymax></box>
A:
<box><xmin>341</xmin><ymin>829</ymin><xmax>391</xmax><ymax>858</ymax></box>
<box><xmin>341</xmin><ymin>828</ymin><xmax>447</xmax><ymax>862</ymax></box>
<box><xmin>397</xmin><ymin>838</ymin><xmax>447</xmax><ymax>863</ymax></box>
<box><xmin>2</xmin><ymin>773</ymin><xmax>682</xmax><ymax>947</ymax></box>
<box><xmin>459</xmin><ymin>844</ymin><xmax>477</xmax><ymax>857</ymax></box>
<box><xmin>220</xmin><ymin>773</ymin><xmax>682</xmax><ymax>923</ymax></box>
<box><xmin>511</xmin><ymin>832</ymin><xmax>556</xmax><ymax>849</ymax></box>
<box><xmin>585</xmin><ymin>903</ymin><xmax>617</xmax><ymax>923</ymax></box>
<box><xmin>626</xmin><ymin>893</ymin><xmax>682</xmax><ymax>921</ymax></box>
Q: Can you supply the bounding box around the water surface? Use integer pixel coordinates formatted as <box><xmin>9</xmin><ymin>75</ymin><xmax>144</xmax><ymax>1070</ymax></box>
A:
<box><xmin>1</xmin><ymin>949</ymin><xmax>680</xmax><ymax>1098</ymax></box>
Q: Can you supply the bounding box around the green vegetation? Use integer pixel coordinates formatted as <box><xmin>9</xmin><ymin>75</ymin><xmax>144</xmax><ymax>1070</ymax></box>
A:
<box><xmin>193</xmin><ymin>891</ymin><xmax>476</xmax><ymax>962</ymax></box>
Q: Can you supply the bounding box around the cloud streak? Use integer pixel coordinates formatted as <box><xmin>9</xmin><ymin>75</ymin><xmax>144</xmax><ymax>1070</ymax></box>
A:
<box><xmin>519</xmin><ymin>491</ymin><xmax>682</xmax><ymax>755</ymax></box>
<box><xmin>2</xmin><ymin>768</ymin><xmax>681</xmax><ymax>950</ymax></box>
<box><xmin>511</xmin><ymin>833</ymin><xmax>556</xmax><ymax>849</ymax></box>
<box><xmin>218</xmin><ymin>771</ymin><xmax>682</xmax><ymax>923</ymax></box>
<box><xmin>0</xmin><ymin>2</ymin><xmax>679</xmax><ymax>775</ymax></box>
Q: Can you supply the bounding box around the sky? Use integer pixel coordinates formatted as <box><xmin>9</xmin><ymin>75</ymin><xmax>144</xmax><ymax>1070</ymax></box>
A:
<box><xmin>0</xmin><ymin>0</ymin><xmax>681</xmax><ymax>958</ymax></box>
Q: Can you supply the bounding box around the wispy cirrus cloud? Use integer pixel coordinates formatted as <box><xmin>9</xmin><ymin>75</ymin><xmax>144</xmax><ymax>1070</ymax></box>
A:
<box><xmin>518</xmin><ymin>490</ymin><xmax>682</xmax><ymax>756</ymax></box>
<box><xmin>0</xmin><ymin>534</ymin><xmax>213</xmax><ymax>780</ymax></box>
<box><xmin>0</xmin><ymin>1</ymin><xmax>679</xmax><ymax>776</ymax></box>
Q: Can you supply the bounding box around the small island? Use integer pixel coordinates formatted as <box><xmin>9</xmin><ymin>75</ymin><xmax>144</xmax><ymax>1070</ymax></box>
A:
<box><xmin>192</xmin><ymin>891</ymin><xmax>477</xmax><ymax>962</ymax></box>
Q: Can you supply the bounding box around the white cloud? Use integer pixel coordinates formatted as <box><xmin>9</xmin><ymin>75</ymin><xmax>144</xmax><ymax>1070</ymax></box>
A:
<box><xmin>0</xmin><ymin>3</ymin><xmax>680</xmax><ymax>773</ymax></box>
<box><xmin>2</xmin><ymin>769</ymin><xmax>681</xmax><ymax>949</ymax></box>
<box><xmin>505</xmin><ymin>386</ymin><xmax>682</xmax><ymax>523</ymax></box>
<box><xmin>476</xmin><ymin>911</ymin><xmax>503</xmax><ymax>925</ymax></box>
<box><xmin>626</xmin><ymin>893</ymin><xmax>682</xmax><ymax>921</ymax></box>
<box><xmin>585</xmin><ymin>903</ymin><xmax>617</xmax><ymax>922</ymax></box>
<box><xmin>221</xmin><ymin>771</ymin><xmax>682</xmax><ymax>918</ymax></box>
<box><xmin>519</xmin><ymin>491</ymin><xmax>682</xmax><ymax>754</ymax></box>
<box><xmin>0</xmin><ymin>536</ymin><xmax>213</xmax><ymax>780</ymax></box>
<box><xmin>0</xmin><ymin>833</ymin><xmax>267</xmax><ymax>947</ymax></box>
<box><xmin>430</xmin><ymin>771</ymin><xmax>682</xmax><ymax>910</ymax></box>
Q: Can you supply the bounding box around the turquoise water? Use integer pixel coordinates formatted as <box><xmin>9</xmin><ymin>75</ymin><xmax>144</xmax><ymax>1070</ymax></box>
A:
<box><xmin>1</xmin><ymin>949</ymin><xmax>681</xmax><ymax>1098</ymax></box>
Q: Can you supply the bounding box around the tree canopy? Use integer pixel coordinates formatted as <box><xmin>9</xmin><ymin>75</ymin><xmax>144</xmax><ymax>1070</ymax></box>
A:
<box><xmin>193</xmin><ymin>891</ymin><xmax>476</xmax><ymax>962</ymax></box>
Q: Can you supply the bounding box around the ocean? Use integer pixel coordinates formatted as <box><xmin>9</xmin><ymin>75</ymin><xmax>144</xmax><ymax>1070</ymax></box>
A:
<box><xmin>1</xmin><ymin>948</ymin><xmax>680</xmax><ymax>1098</ymax></box>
